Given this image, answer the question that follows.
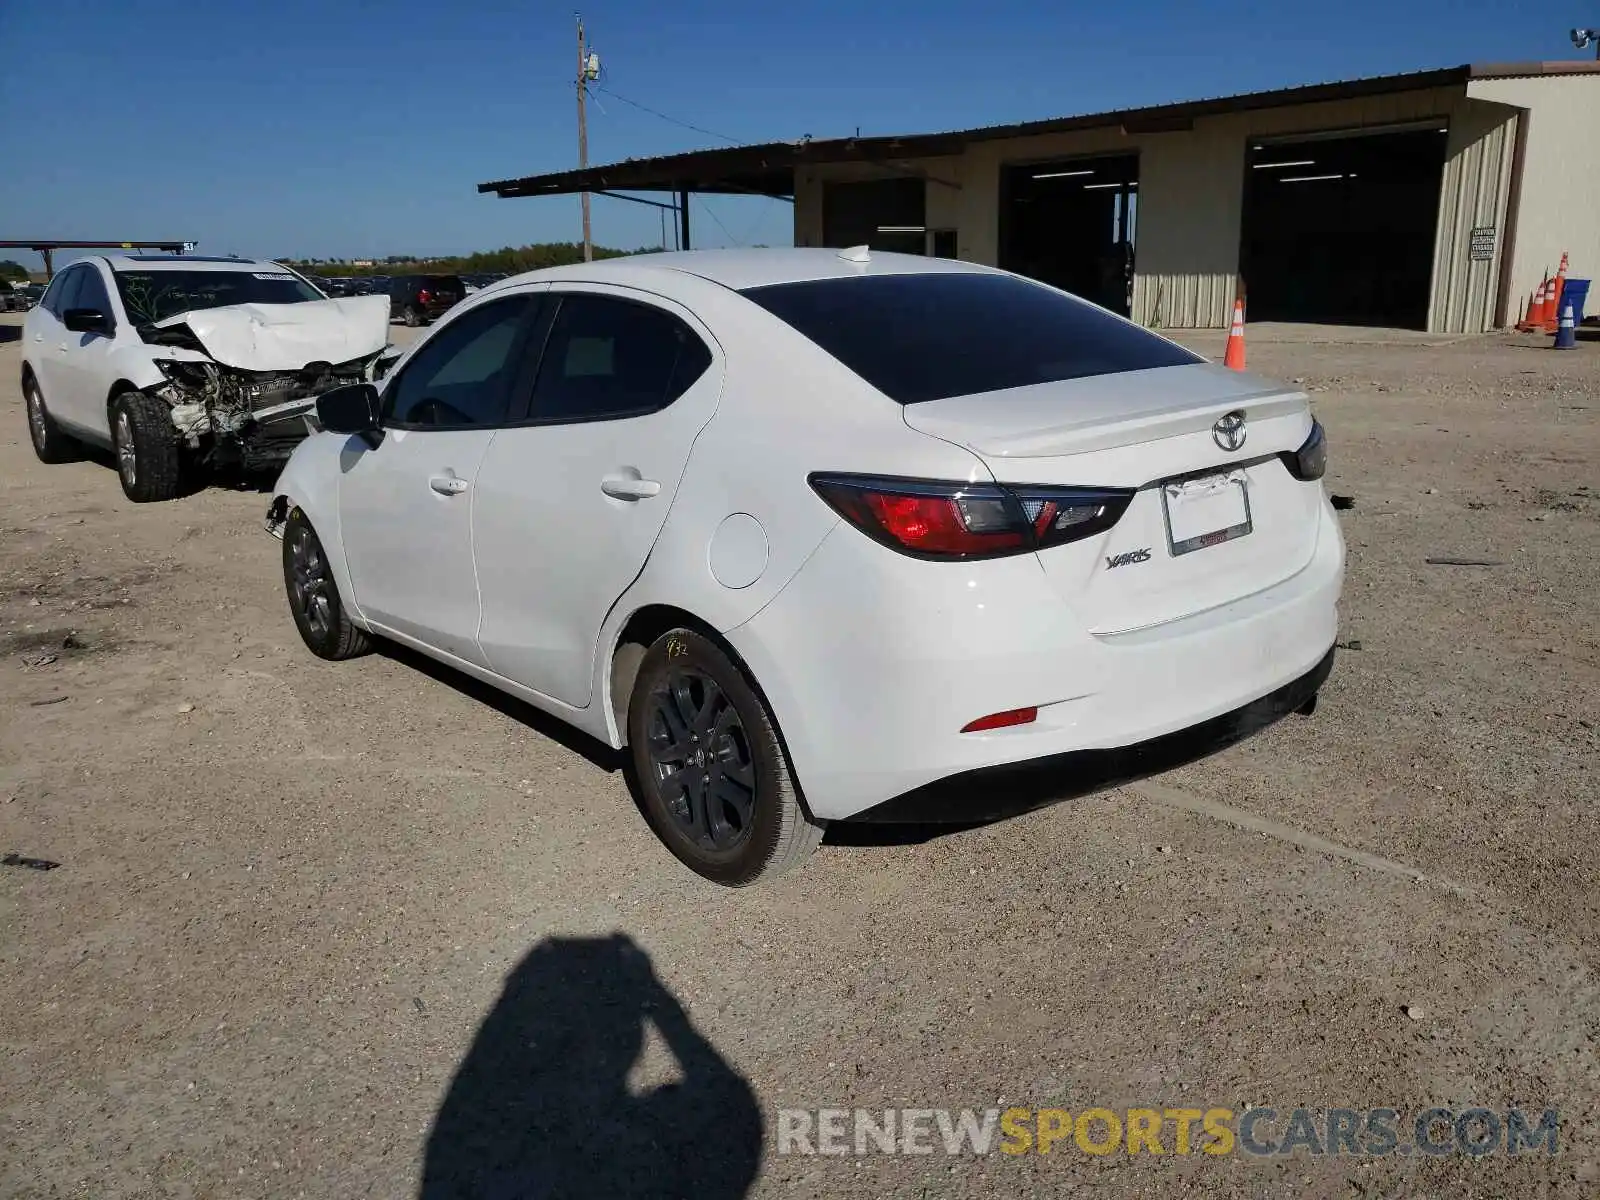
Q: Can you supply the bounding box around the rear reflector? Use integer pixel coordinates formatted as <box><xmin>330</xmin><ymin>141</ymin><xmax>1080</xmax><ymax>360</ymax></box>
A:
<box><xmin>961</xmin><ymin>706</ymin><xmax>1038</xmax><ymax>733</ymax></box>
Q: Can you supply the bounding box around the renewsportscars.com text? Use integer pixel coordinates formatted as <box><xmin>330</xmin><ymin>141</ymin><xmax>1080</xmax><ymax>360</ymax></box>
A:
<box><xmin>775</xmin><ymin>1106</ymin><xmax>1560</xmax><ymax>1158</ymax></box>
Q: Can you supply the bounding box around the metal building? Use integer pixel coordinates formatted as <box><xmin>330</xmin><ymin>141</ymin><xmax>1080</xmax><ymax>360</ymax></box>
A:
<box><xmin>480</xmin><ymin>62</ymin><xmax>1600</xmax><ymax>333</ymax></box>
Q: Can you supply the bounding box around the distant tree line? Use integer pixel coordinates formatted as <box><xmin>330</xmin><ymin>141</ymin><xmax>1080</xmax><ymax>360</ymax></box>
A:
<box><xmin>0</xmin><ymin>259</ymin><xmax>29</xmax><ymax>281</ymax></box>
<box><xmin>281</xmin><ymin>242</ymin><xmax>661</xmax><ymax>277</ymax></box>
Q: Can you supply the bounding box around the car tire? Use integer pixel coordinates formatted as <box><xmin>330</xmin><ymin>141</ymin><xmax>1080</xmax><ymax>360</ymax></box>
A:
<box><xmin>627</xmin><ymin>628</ymin><xmax>824</xmax><ymax>886</ymax></box>
<box><xmin>282</xmin><ymin>508</ymin><xmax>371</xmax><ymax>661</ymax></box>
<box><xmin>403</xmin><ymin>305</ymin><xmax>422</xmax><ymax>327</ymax></box>
<box><xmin>110</xmin><ymin>390</ymin><xmax>182</xmax><ymax>503</ymax></box>
<box><xmin>23</xmin><ymin>374</ymin><xmax>80</xmax><ymax>464</ymax></box>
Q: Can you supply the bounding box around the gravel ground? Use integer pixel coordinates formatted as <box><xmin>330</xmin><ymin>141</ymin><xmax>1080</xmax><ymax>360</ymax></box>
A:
<box><xmin>1</xmin><ymin>312</ymin><xmax>1596</xmax><ymax>1199</ymax></box>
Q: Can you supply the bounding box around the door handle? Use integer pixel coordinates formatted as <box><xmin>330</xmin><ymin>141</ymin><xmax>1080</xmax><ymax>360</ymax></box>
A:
<box><xmin>601</xmin><ymin>475</ymin><xmax>662</xmax><ymax>501</ymax></box>
<box><xmin>429</xmin><ymin>474</ymin><xmax>470</xmax><ymax>496</ymax></box>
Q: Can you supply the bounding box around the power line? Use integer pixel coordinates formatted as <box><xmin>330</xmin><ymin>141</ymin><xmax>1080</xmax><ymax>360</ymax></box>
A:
<box><xmin>694</xmin><ymin>196</ymin><xmax>742</xmax><ymax>247</ymax></box>
<box><xmin>736</xmin><ymin>197</ymin><xmax>781</xmax><ymax>246</ymax></box>
<box><xmin>589</xmin><ymin>83</ymin><xmax>742</xmax><ymax>146</ymax></box>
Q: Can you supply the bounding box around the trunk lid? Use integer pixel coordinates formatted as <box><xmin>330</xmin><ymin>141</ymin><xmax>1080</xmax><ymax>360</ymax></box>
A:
<box><xmin>903</xmin><ymin>363</ymin><xmax>1321</xmax><ymax>634</ymax></box>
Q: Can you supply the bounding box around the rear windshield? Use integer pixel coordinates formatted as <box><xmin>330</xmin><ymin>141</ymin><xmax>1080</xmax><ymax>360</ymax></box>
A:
<box><xmin>114</xmin><ymin>270</ymin><xmax>323</xmax><ymax>325</ymax></box>
<box><xmin>739</xmin><ymin>272</ymin><xmax>1202</xmax><ymax>404</ymax></box>
<box><xmin>418</xmin><ymin>275</ymin><xmax>463</xmax><ymax>291</ymax></box>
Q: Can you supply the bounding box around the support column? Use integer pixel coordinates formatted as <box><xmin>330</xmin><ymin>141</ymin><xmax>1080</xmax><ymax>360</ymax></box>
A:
<box><xmin>678</xmin><ymin>189</ymin><xmax>691</xmax><ymax>251</ymax></box>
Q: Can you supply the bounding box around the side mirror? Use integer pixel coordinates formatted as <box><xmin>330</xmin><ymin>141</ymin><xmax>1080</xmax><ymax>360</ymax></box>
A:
<box><xmin>316</xmin><ymin>383</ymin><xmax>382</xmax><ymax>437</ymax></box>
<box><xmin>63</xmin><ymin>307</ymin><xmax>109</xmax><ymax>334</ymax></box>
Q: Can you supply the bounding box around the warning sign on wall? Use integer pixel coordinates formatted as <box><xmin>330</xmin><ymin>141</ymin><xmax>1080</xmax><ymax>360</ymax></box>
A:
<box><xmin>1469</xmin><ymin>227</ymin><xmax>1496</xmax><ymax>261</ymax></box>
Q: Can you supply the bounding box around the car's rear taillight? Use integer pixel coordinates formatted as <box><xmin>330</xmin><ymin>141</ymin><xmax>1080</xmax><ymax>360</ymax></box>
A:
<box><xmin>417</xmin><ymin>288</ymin><xmax>432</xmax><ymax>304</ymax></box>
<box><xmin>1281</xmin><ymin>418</ymin><xmax>1327</xmax><ymax>481</ymax></box>
<box><xmin>809</xmin><ymin>473</ymin><xmax>1133</xmax><ymax>560</ymax></box>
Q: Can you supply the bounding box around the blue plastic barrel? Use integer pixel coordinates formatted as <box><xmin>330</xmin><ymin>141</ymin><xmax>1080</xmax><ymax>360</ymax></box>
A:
<box><xmin>1561</xmin><ymin>278</ymin><xmax>1589</xmax><ymax>324</ymax></box>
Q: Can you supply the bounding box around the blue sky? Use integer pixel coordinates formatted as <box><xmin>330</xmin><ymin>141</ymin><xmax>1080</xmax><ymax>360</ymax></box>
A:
<box><xmin>0</xmin><ymin>0</ymin><xmax>1577</xmax><ymax>271</ymax></box>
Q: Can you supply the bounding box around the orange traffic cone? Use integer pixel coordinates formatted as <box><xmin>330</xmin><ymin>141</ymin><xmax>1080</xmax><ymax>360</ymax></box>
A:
<box><xmin>1223</xmin><ymin>298</ymin><xmax>1246</xmax><ymax>370</ymax></box>
<box><xmin>1523</xmin><ymin>275</ymin><xmax>1550</xmax><ymax>332</ymax></box>
<box><xmin>1516</xmin><ymin>291</ymin><xmax>1534</xmax><ymax>330</ymax></box>
<box><xmin>1545</xmin><ymin>252</ymin><xmax>1569</xmax><ymax>333</ymax></box>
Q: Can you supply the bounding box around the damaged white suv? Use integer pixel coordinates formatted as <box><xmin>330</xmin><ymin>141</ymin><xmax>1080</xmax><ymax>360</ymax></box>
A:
<box><xmin>21</xmin><ymin>255</ymin><xmax>392</xmax><ymax>501</ymax></box>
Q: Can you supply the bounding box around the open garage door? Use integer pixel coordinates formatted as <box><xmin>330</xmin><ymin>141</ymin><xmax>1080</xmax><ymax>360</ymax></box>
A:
<box><xmin>822</xmin><ymin>179</ymin><xmax>927</xmax><ymax>255</ymax></box>
<box><xmin>1000</xmin><ymin>154</ymin><xmax>1137</xmax><ymax>316</ymax></box>
<box><xmin>1242</xmin><ymin>127</ymin><xmax>1447</xmax><ymax>328</ymax></box>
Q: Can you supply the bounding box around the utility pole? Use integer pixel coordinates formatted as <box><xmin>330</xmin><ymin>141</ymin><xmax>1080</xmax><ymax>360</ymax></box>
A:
<box><xmin>576</xmin><ymin>14</ymin><xmax>596</xmax><ymax>261</ymax></box>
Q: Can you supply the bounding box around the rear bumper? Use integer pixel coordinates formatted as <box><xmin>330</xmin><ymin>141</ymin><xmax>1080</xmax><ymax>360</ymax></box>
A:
<box><xmin>849</xmin><ymin>646</ymin><xmax>1332</xmax><ymax>822</ymax></box>
<box><xmin>726</xmin><ymin>495</ymin><xmax>1344</xmax><ymax>822</ymax></box>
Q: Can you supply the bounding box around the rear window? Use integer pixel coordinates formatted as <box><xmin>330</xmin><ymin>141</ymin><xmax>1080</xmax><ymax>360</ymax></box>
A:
<box><xmin>739</xmin><ymin>272</ymin><xmax>1202</xmax><ymax>404</ymax></box>
<box><xmin>421</xmin><ymin>275</ymin><xmax>463</xmax><ymax>291</ymax></box>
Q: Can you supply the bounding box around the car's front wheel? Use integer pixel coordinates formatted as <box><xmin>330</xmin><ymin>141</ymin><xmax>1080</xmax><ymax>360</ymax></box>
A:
<box><xmin>627</xmin><ymin>629</ymin><xmax>824</xmax><ymax>886</ymax></box>
<box><xmin>282</xmin><ymin>508</ymin><xmax>371</xmax><ymax>660</ymax></box>
<box><xmin>111</xmin><ymin>391</ymin><xmax>183</xmax><ymax>502</ymax></box>
<box><xmin>23</xmin><ymin>374</ymin><xmax>79</xmax><ymax>464</ymax></box>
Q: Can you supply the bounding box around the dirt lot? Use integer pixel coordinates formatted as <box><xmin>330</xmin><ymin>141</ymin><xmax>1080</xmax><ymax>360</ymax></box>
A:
<box><xmin>1</xmin><ymin>312</ymin><xmax>1597</xmax><ymax>1198</ymax></box>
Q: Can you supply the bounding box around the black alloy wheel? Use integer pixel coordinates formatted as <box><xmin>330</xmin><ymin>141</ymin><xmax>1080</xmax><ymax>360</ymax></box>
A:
<box><xmin>627</xmin><ymin>629</ymin><xmax>823</xmax><ymax>886</ymax></box>
<box><xmin>281</xmin><ymin>508</ymin><xmax>370</xmax><ymax>660</ymax></box>
<box><xmin>644</xmin><ymin>667</ymin><xmax>758</xmax><ymax>853</ymax></box>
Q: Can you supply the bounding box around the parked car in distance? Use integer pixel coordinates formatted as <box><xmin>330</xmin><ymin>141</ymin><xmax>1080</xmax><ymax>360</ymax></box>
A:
<box><xmin>268</xmin><ymin>248</ymin><xmax>1343</xmax><ymax>886</ymax></box>
<box><xmin>22</xmin><ymin>255</ymin><xmax>392</xmax><ymax>501</ymax></box>
<box><xmin>0</xmin><ymin>281</ymin><xmax>25</xmax><ymax>312</ymax></box>
<box><xmin>19</xmin><ymin>283</ymin><xmax>44</xmax><ymax>309</ymax></box>
<box><xmin>387</xmin><ymin>274</ymin><xmax>464</xmax><ymax>325</ymax></box>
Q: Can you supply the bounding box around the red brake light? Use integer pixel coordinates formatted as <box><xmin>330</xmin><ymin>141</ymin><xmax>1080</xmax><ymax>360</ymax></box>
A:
<box><xmin>810</xmin><ymin>474</ymin><xmax>1134</xmax><ymax>560</ymax></box>
<box><xmin>862</xmin><ymin>491</ymin><xmax>1025</xmax><ymax>555</ymax></box>
<box><xmin>962</xmin><ymin>706</ymin><xmax>1038</xmax><ymax>733</ymax></box>
<box><xmin>417</xmin><ymin>288</ymin><xmax>432</xmax><ymax>303</ymax></box>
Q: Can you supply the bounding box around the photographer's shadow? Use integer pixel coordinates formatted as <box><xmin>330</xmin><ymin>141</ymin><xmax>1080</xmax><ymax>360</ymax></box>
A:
<box><xmin>421</xmin><ymin>934</ymin><xmax>762</xmax><ymax>1200</ymax></box>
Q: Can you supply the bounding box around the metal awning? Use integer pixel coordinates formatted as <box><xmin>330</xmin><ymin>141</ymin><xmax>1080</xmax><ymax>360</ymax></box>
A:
<box><xmin>0</xmin><ymin>239</ymin><xmax>195</xmax><ymax>278</ymax></box>
<box><xmin>477</xmin><ymin>62</ymin><xmax>1600</xmax><ymax>203</ymax></box>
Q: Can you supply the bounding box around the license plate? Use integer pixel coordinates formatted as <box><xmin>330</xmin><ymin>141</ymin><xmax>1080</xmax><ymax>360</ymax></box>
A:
<box><xmin>1162</xmin><ymin>470</ymin><xmax>1252</xmax><ymax>556</ymax></box>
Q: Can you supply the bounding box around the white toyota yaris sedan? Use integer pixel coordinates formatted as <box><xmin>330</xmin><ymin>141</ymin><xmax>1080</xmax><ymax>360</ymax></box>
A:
<box><xmin>268</xmin><ymin>249</ymin><xmax>1343</xmax><ymax>885</ymax></box>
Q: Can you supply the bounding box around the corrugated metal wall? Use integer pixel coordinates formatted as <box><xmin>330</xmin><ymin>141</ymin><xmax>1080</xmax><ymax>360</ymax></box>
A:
<box><xmin>1120</xmin><ymin>85</ymin><xmax>1469</xmax><ymax>327</ymax></box>
<box><xmin>1467</xmin><ymin>75</ymin><xmax>1600</xmax><ymax>325</ymax></box>
<box><xmin>1430</xmin><ymin>104</ymin><xmax>1518</xmax><ymax>333</ymax></box>
<box><xmin>1127</xmin><ymin>126</ymin><xmax>1244</xmax><ymax>329</ymax></box>
<box><xmin>794</xmin><ymin>81</ymin><xmax>1581</xmax><ymax>331</ymax></box>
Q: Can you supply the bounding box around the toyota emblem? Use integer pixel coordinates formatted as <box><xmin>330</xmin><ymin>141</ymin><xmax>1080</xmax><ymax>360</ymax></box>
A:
<box><xmin>1212</xmin><ymin>410</ymin><xmax>1247</xmax><ymax>452</ymax></box>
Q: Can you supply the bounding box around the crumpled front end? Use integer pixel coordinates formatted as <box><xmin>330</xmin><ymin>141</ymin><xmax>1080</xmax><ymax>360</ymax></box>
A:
<box><xmin>136</xmin><ymin>295</ymin><xmax>392</xmax><ymax>471</ymax></box>
<box><xmin>146</xmin><ymin>352</ymin><xmax>385</xmax><ymax>470</ymax></box>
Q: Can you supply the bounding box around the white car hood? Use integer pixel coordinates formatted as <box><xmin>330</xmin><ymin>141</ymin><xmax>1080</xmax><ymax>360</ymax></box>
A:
<box><xmin>153</xmin><ymin>295</ymin><xmax>390</xmax><ymax>372</ymax></box>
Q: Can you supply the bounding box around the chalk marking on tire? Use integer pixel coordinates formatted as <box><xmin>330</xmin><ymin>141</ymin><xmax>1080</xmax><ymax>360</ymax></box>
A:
<box><xmin>1130</xmin><ymin>780</ymin><xmax>1475</xmax><ymax>898</ymax></box>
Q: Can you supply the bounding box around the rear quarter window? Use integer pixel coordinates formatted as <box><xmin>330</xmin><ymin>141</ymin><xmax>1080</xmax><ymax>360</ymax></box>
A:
<box><xmin>739</xmin><ymin>272</ymin><xmax>1202</xmax><ymax>404</ymax></box>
